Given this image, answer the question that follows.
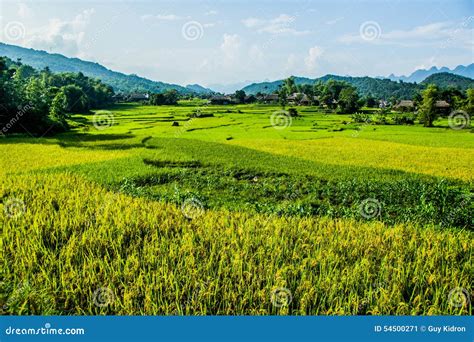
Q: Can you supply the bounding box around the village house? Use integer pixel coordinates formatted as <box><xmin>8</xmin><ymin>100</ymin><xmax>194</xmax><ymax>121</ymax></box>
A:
<box><xmin>435</xmin><ymin>100</ymin><xmax>450</xmax><ymax>115</ymax></box>
<box><xmin>394</xmin><ymin>100</ymin><xmax>415</xmax><ymax>111</ymax></box>
<box><xmin>263</xmin><ymin>94</ymin><xmax>279</xmax><ymax>104</ymax></box>
<box><xmin>126</xmin><ymin>93</ymin><xmax>149</xmax><ymax>102</ymax></box>
<box><xmin>210</xmin><ymin>95</ymin><xmax>233</xmax><ymax>105</ymax></box>
<box><xmin>112</xmin><ymin>93</ymin><xmax>126</xmax><ymax>102</ymax></box>
<box><xmin>287</xmin><ymin>93</ymin><xmax>311</xmax><ymax>105</ymax></box>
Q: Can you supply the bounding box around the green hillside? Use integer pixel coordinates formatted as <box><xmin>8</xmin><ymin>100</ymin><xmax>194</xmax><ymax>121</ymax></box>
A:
<box><xmin>242</xmin><ymin>73</ymin><xmax>473</xmax><ymax>99</ymax></box>
<box><xmin>422</xmin><ymin>72</ymin><xmax>474</xmax><ymax>89</ymax></box>
<box><xmin>0</xmin><ymin>43</ymin><xmax>213</xmax><ymax>95</ymax></box>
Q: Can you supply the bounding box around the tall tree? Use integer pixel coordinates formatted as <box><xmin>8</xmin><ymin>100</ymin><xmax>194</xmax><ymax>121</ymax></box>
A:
<box><xmin>50</xmin><ymin>90</ymin><xmax>69</xmax><ymax>128</ymax></box>
<box><xmin>278</xmin><ymin>86</ymin><xmax>288</xmax><ymax>108</ymax></box>
<box><xmin>283</xmin><ymin>77</ymin><xmax>297</xmax><ymax>94</ymax></box>
<box><xmin>234</xmin><ymin>90</ymin><xmax>246</xmax><ymax>104</ymax></box>
<box><xmin>420</xmin><ymin>84</ymin><xmax>439</xmax><ymax>127</ymax></box>
<box><xmin>465</xmin><ymin>88</ymin><xmax>474</xmax><ymax>115</ymax></box>
<box><xmin>163</xmin><ymin>89</ymin><xmax>179</xmax><ymax>105</ymax></box>
<box><xmin>0</xmin><ymin>56</ymin><xmax>114</xmax><ymax>135</ymax></box>
<box><xmin>338</xmin><ymin>86</ymin><xmax>360</xmax><ymax>113</ymax></box>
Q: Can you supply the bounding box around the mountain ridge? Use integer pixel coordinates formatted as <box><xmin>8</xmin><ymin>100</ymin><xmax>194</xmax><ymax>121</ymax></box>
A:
<box><xmin>1</xmin><ymin>42</ymin><xmax>472</xmax><ymax>99</ymax></box>
<box><xmin>241</xmin><ymin>72</ymin><xmax>473</xmax><ymax>99</ymax></box>
<box><xmin>384</xmin><ymin>64</ymin><xmax>473</xmax><ymax>83</ymax></box>
<box><xmin>0</xmin><ymin>42</ymin><xmax>215</xmax><ymax>95</ymax></box>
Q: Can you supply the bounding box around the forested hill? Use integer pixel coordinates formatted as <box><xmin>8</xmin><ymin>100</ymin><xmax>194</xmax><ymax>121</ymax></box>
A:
<box><xmin>421</xmin><ymin>72</ymin><xmax>474</xmax><ymax>89</ymax></box>
<box><xmin>242</xmin><ymin>73</ymin><xmax>474</xmax><ymax>99</ymax></box>
<box><xmin>0</xmin><ymin>43</ymin><xmax>214</xmax><ymax>95</ymax></box>
<box><xmin>0</xmin><ymin>56</ymin><xmax>114</xmax><ymax>135</ymax></box>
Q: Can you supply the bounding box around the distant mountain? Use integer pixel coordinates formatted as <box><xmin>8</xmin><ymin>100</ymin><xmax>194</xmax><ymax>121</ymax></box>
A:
<box><xmin>421</xmin><ymin>72</ymin><xmax>474</xmax><ymax>89</ymax></box>
<box><xmin>242</xmin><ymin>77</ymin><xmax>309</xmax><ymax>95</ymax></box>
<box><xmin>241</xmin><ymin>73</ymin><xmax>473</xmax><ymax>99</ymax></box>
<box><xmin>207</xmin><ymin>81</ymin><xmax>258</xmax><ymax>94</ymax></box>
<box><xmin>386</xmin><ymin>64</ymin><xmax>474</xmax><ymax>83</ymax></box>
<box><xmin>0</xmin><ymin>42</ymin><xmax>210</xmax><ymax>95</ymax></box>
<box><xmin>185</xmin><ymin>84</ymin><xmax>214</xmax><ymax>95</ymax></box>
<box><xmin>241</xmin><ymin>75</ymin><xmax>421</xmax><ymax>99</ymax></box>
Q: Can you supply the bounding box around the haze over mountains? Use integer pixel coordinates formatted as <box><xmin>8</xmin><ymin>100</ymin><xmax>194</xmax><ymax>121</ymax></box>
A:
<box><xmin>1</xmin><ymin>42</ymin><xmax>473</xmax><ymax>98</ymax></box>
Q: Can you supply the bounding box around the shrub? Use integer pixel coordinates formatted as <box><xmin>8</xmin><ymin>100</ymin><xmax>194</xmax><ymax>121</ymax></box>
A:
<box><xmin>372</xmin><ymin>113</ymin><xmax>389</xmax><ymax>125</ymax></box>
<box><xmin>393</xmin><ymin>113</ymin><xmax>416</xmax><ymax>125</ymax></box>
<box><xmin>288</xmin><ymin>108</ymin><xmax>299</xmax><ymax>117</ymax></box>
<box><xmin>351</xmin><ymin>112</ymin><xmax>371</xmax><ymax>123</ymax></box>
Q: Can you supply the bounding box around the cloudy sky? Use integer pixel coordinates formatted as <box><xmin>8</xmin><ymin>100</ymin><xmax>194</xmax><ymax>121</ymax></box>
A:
<box><xmin>0</xmin><ymin>0</ymin><xmax>473</xmax><ymax>88</ymax></box>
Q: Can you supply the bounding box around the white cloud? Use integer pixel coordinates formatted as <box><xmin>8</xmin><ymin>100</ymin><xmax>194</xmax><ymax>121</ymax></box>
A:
<box><xmin>285</xmin><ymin>53</ymin><xmax>298</xmax><ymax>71</ymax></box>
<box><xmin>242</xmin><ymin>14</ymin><xmax>310</xmax><ymax>36</ymax></box>
<box><xmin>24</xmin><ymin>9</ymin><xmax>95</xmax><ymax>57</ymax></box>
<box><xmin>141</xmin><ymin>14</ymin><xmax>185</xmax><ymax>21</ymax></box>
<box><xmin>339</xmin><ymin>21</ymin><xmax>473</xmax><ymax>49</ymax></box>
<box><xmin>326</xmin><ymin>17</ymin><xmax>344</xmax><ymax>25</ymax></box>
<box><xmin>382</xmin><ymin>22</ymin><xmax>452</xmax><ymax>41</ymax></box>
<box><xmin>249</xmin><ymin>44</ymin><xmax>264</xmax><ymax>62</ymax></box>
<box><xmin>18</xmin><ymin>3</ymin><xmax>33</xmax><ymax>19</ymax></box>
<box><xmin>304</xmin><ymin>46</ymin><xmax>324</xmax><ymax>71</ymax></box>
<box><xmin>242</xmin><ymin>17</ymin><xmax>263</xmax><ymax>28</ymax></box>
<box><xmin>205</xmin><ymin>10</ymin><xmax>218</xmax><ymax>16</ymax></box>
<box><xmin>196</xmin><ymin>34</ymin><xmax>269</xmax><ymax>84</ymax></box>
<box><xmin>220</xmin><ymin>33</ymin><xmax>241</xmax><ymax>63</ymax></box>
<box><xmin>413</xmin><ymin>57</ymin><xmax>438</xmax><ymax>71</ymax></box>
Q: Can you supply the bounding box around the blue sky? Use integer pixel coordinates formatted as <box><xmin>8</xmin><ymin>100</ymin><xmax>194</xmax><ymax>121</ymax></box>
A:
<box><xmin>0</xmin><ymin>0</ymin><xmax>473</xmax><ymax>88</ymax></box>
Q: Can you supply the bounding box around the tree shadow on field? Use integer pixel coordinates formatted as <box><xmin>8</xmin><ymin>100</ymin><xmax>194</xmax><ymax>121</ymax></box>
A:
<box><xmin>0</xmin><ymin>131</ymin><xmax>138</xmax><ymax>150</ymax></box>
<box><xmin>56</xmin><ymin>133</ymin><xmax>139</xmax><ymax>150</ymax></box>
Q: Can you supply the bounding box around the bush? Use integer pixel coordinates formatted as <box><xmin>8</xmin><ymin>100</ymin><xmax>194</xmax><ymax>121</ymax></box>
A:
<box><xmin>393</xmin><ymin>113</ymin><xmax>416</xmax><ymax>125</ymax></box>
<box><xmin>351</xmin><ymin>112</ymin><xmax>371</xmax><ymax>123</ymax></box>
<box><xmin>288</xmin><ymin>108</ymin><xmax>299</xmax><ymax>117</ymax></box>
<box><xmin>372</xmin><ymin>113</ymin><xmax>389</xmax><ymax>125</ymax></box>
<box><xmin>187</xmin><ymin>110</ymin><xmax>213</xmax><ymax>118</ymax></box>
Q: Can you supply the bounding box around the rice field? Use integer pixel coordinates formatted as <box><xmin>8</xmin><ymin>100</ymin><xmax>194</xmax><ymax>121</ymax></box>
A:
<box><xmin>1</xmin><ymin>103</ymin><xmax>473</xmax><ymax>315</ymax></box>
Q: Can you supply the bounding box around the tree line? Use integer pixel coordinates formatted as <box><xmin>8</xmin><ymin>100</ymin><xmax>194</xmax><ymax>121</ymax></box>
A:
<box><xmin>420</xmin><ymin>84</ymin><xmax>474</xmax><ymax>126</ymax></box>
<box><xmin>0</xmin><ymin>57</ymin><xmax>114</xmax><ymax>135</ymax></box>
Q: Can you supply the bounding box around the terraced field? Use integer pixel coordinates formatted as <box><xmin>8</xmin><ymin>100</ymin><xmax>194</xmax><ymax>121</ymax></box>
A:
<box><xmin>1</xmin><ymin>102</ymin><xmax>472</xmax><ymax>315</ymax></box>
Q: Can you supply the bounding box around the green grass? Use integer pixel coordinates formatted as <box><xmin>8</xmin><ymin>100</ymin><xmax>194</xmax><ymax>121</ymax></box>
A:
<box><xmin>1</xmin><ymin>103</ymin><xmax>473</xmax><ymax>315</ymax></box>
